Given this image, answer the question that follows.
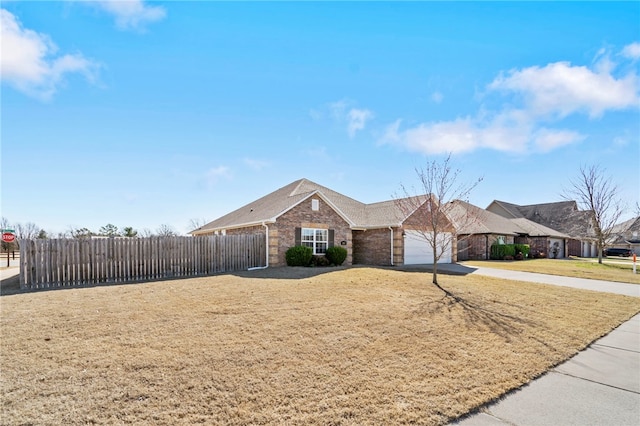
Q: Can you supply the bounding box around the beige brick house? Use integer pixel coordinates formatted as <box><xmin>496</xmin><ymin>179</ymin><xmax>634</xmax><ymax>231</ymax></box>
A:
<box><xmin>487</xmin><ymin>200</ymin><xmax>596</xmax><ymax>257</ymax></box>
<box><xmin>446</xmin><ymin>200</ymin><xmax>571</xmax><ymax>260</ymax></box>
<box><xmin>190</xmin><ymin>179</ymin><xmax>456</xmax><ymax>267</ymax></box>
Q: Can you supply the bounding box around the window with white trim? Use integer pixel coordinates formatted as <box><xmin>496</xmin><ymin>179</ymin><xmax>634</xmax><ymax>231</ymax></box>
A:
<box><xmin>301</xmin><ymin>228</ymin><xmax>328</xmax><ymax>254</ymax></box>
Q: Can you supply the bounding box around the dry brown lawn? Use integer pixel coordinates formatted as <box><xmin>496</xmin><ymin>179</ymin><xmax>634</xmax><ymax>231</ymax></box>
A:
<box><xmin>462</xmin><ymin>258</ymin><xmax>640</xmax><ymax>284</ymax></box>
<box><xmin>2</xmin><ymin>267</ymin><xmax>639</xmax><ymax>425</ymax></box>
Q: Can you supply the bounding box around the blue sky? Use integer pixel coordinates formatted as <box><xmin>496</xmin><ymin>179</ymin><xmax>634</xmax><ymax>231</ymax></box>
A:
<box><xmin>2</xmin><ymin>1</ymin><xmax>639</xmax><ymax>236</ymax></box>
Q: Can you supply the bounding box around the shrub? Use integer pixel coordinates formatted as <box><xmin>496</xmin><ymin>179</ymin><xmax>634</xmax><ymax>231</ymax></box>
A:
<box><xmin>311</xmin><ymin>255</ymin><xmax>331</xmax><ymax>267</ymax></box>
<box><xmin>326</xmin><ymin>246</ymin><xmax>348</xmax><ymax>266</ymax></box>
<box><xmin>286</xmin><ymin>246</ymin><xmax>313</xmax><ymax>266</ymax></box>
<box><xmin>514</xmin><ymin>244</ymin><xmax>530</xmax><ymax>258</ymax></box>
<box><xmin>491</xmin><ymin>243</ymin><xmax>530</xmax><ymax>260</ymax></box>
<box><xmin>490</xmin><ymin>243</ymin><xmax>516</xmax><ymax>260</ymax></box>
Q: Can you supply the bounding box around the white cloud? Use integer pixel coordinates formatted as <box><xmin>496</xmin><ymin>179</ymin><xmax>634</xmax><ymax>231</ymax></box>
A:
<box><xmin>203</xmin><ymin>166</ymin><xmax>231</xmax><ymax>188</ymax></box>
<box><xmin>382</xmin><ymin>113</ymin><xmax>584</xmax><ymax>156</ymax></box>
<box><xmin>324</xmin><ymin>99</ymin><xmax>374</xmax><ymax>138</ymax></box>
<box><xmin>394</xmin><ymin>118</ymin><xmax>478</xmax><ymax>155</ymax></box>
<box><xmin>383</xmin><ymin>113</ymin><xmax>532</xmax><ymax>155</ymax></box>
<box><xmin>488</xmin><ymin>61</ymin><xmax>639</xmax><ymax>118</ymax></box>
<box><xmin>621</xmin><ymin>42</ymin><xmax>640</xmax><ymax>60</ymax></box>
<box><xmin>532</xmin><ymin>128</ymin><xmax>585</xmax><ymax>153</ymax></box>
<box><xmin>0</xmin><ymin>9</ymin><xmax>99</xmax><ymax>100</ymax></box>
<box><xmin>93</xmin><ymin>0</ymin><xmax>166</xmax><ymax>31</ymax></box>
<box><xmin>382</xmin><ymin>45</ymin><xmax>639</xmax><ymax>156</ymax></box>
<box><xmin>431</xmin><ymin>91</ymin><xmax>444</xmax><ymax>103</ymax></box>
<box><xmin>328</xmin><ymin>99</ymin><xmax>349</xmax><ymax>120</ymax></box>
<box><xmin>347</xmin><ymin>108</ymin><xmax>373</xmax><ymax>138</ymax></box>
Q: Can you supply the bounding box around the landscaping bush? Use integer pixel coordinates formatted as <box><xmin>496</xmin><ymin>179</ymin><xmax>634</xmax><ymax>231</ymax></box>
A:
<box><xmin>514</xmin><ymin>244</ymin><xmax>530</xmax><ymax>258</ymax></box>
<box><xmin>326</xmin><ymin>246</ymin><xmax>348</xmax><ymax>266</ymax></box>
<box><xmin>285</xmin><ymin>246</ymin><xmax>313</xmax><ymax>266</ymax></box>
<box><xmin>311</xmin><ymin>255</ymin><xmax>331</xmax><ymax>267</ymax></box>
<box><xmin>491</xmin><ymin>243</ymin><xmax>530</xmax><ymax>260</ymax></box>
<box><xmin>490</xmin><ymin>243</ymin><xmax>516</xmax><ymax>260</ymax></box>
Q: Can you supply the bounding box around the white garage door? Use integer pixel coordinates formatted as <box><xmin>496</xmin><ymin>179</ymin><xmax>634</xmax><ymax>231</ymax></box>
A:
<box><xmin>404</xmin><ymin>231</ymin><xmax>452</xmax><ymax>265</ymax></box>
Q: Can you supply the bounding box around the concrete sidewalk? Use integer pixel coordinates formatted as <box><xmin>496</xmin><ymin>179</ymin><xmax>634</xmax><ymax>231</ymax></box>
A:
<box><xmin>447</xmin><ymin>265</ymin><xmax>640</xmax><ymax>426</ymax></box>
<box><xmin>466</xmin><ymin>265</ymin><xmax>640</xmax><ymax>297</ymax></box>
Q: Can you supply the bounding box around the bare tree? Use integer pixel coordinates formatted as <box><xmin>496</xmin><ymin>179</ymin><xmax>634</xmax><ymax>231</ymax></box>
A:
<box><xmin>564</xmin><ymin>164</ymin><xmax>625</xmax><ymax>264</ymax></box>
<box><xmin>188</xmin><ymin>218</ymin><xmax>209</xmax><ymax>233</ymax></box>
<box><xmin>140</xmin><ymin>228</ymin><xmax>154</xmax><ymax>238</ymax></box>
<box><xmin>395</xmin><ymin>154</ymin><xmax>482</xmax><ymax>287</ymax></box>
<box><xmin>69</xmin><ymin>227</ymin><xmax>94</xmax><ymax>239</ymax></box>
<box><xmin>156</xmin><ymin>224</ymin><xmax>178</xmax><ymax>237</ymax></box>
<box><xmin>15</xmin><ymin>222</ymin><xmax>41</xmax><ymax>240</ymax></box>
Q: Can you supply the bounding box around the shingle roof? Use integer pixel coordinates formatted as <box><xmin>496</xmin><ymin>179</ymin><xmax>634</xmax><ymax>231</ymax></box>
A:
<box><xmin>445</xmin><ymin>200</ymin><xmax>570</xmax><ymax>237</ymax></box>
<box><xmin>510</xmin><ymin>218</ymin><xmax>571</xmax><ymax>238</ymax></box>
<box><xmin>609</xmin><ymin>216</ymin><xmax>640</xmax><ymax>244</ymax></box>
<box><xmin>445</xmin><ymin>200</ymin><xmax>522</xmax><ymax>235</ymax></box>
<box><xmin>488</xmin><ymin>200</ymin><xmax>594</xmax><ymax>239</ymax></box>
<box><xmin>193</xmin><ymin>179</ymin><xmax>580</xmax><ymax>239</ymax></box>
<box><xmin>191</xmin><ymin>178</ymin><xmax>423</xmax><ymax>234</ymax></box>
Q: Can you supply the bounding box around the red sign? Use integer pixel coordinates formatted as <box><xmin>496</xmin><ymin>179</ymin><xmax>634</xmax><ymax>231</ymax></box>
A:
<box><xmin>2</xmin><ymin>233</ymin><xmax>15</xmax><ymax>243</ymax></box>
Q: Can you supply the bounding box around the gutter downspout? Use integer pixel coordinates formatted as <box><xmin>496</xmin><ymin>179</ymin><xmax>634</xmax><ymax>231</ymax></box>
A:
<box><xmin>248</xmin><ymin>222</ymin><xmax>269</xmax><ymax>270</ymax></box>
<box><xmin>389</xmin><ymin>226</ymin><xmax>394</xmax><ymax>266</ymax></box>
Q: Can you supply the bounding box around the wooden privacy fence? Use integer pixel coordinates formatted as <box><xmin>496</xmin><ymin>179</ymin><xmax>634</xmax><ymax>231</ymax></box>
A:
<box><xmin>19</xmin><ymin>235</ymin><xmax>266</xmax><ymax>290</ymax></box>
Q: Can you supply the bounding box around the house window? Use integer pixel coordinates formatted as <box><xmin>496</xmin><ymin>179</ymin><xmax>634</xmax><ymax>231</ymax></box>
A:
<box><xmin>302</xmin><ymin>228</ymin><xmax>328</xmax><ymax>254</ymax></box>
<box><xmin>312</xmin><ymin>199</ymin><xmax>319</xmax><ymax>211</ymax></box>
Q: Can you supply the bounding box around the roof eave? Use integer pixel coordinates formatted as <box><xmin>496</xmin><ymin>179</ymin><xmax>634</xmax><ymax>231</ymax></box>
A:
<box><xmin>277</xmin><ymin>190</ymin><xmax>357</xmax><ymax>228</ymax></box>
<box><xmin>190</xmin><ymin>219</ymin><xmax>276</xmax><ymax>235</ymax></box>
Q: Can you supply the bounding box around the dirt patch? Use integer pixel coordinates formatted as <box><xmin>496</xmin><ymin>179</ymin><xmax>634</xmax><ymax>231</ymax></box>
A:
<box><xmin>2</xmin><ymin>267</ymin><xmax>639</xmax><ymax>425</ymax></box>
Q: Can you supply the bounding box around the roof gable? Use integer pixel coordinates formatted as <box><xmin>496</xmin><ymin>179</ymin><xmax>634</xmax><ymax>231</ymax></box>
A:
<box><xmin>192</xmin><ymin>178</ymin><xmax>431</xmax><ymax>234</ymax></box>
<box><xmin>610</xmin><ymin>216</ymin><xmax>640</xmax><ymax>244</ymax></box>
<box><xmin>447</xmin><ymin>200</ymin><xmax>571</xmax><ymax>238</ymax></box>
<box><xmin>486</xmin><ymin>200</ymin><xmax>524</xmax><ymax>218</ymax></box>
<box><xmin>191</xmin><ymin>179</ymin><xmax>310</xmax><ymax>233</ymax></box>
<box><xmin>488</xmin><ymin>199</ymin><xmax>593</xmax><ymax>239</ymax></box>
<box><xmin>446</xmin><ymin>200</ymin><xmax>522</xmax><ymax>235</ymax></box>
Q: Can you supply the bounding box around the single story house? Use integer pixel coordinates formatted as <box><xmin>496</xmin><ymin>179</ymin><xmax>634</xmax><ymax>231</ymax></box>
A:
<box><xmin>608</xmin><ymin>216</ymin><xmax>640</xmax><ymax>254</ymax></box>
<box><xmin>445</xmin><ymin>200</ymin><xmax>571</xmax><ymax>260</ymax></box>
<box><xmin>487</xmin><ymin>200</ymin><xmax>596</xmax><ymax>257</ymax></box>
<box><xmin>190</xmin><ymin>179</ymin><xmax>457</xmax><ymax>267</ymax></box>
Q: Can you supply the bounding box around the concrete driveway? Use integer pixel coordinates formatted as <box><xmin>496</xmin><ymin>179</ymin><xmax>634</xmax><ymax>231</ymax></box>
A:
<box><xmin>447</xmin><ymin>265</ymin><xmax>640</xmax><ymax>426</ymax></box>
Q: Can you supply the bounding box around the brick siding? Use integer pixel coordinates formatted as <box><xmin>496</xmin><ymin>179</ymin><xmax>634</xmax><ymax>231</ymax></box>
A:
<box><xmin>353</xmin><ymin>228</ymin><xmax>392</xmax><ymax>265</ymax></box>
<box><xmin>270</xmin><ymin>197</ymin><xmax>352</xmax><ymax>267</ymax></box>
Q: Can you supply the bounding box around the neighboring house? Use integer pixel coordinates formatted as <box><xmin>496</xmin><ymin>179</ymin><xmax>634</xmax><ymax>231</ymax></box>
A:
<box><xmin>445</xmin><ymin>200</ymin><xmax>571</xmax><ymax>260</ymax></box>
<box><xmin>190</xmin><ymin>179</ymin><xmax>456</xmax><ymax>267</ymax></box>
<box><xmin>487</xmin><ymin>200</ymin><xmax>596</xmax><ymax>257</ymax></box>
<box><xmin>608</xmin><ymin>216</ymin><xmax>640</xmax><ymax>254</ymax></box>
